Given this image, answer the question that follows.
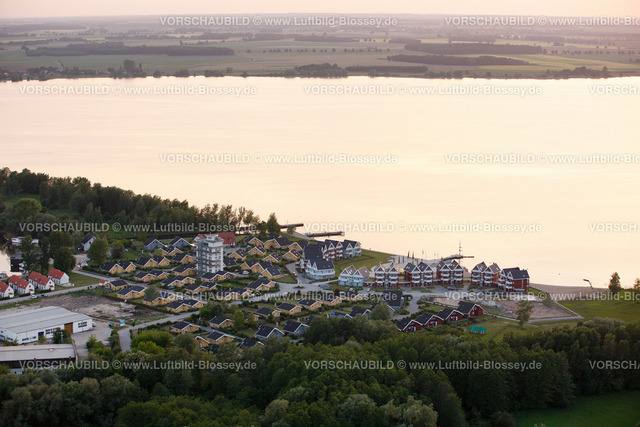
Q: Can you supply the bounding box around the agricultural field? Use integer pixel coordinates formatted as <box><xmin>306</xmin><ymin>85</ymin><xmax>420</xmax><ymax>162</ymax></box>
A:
<box><xmin>2</xmin><ymin>16</ymin><xmax>639</xmax><ymax>79</ymax></box>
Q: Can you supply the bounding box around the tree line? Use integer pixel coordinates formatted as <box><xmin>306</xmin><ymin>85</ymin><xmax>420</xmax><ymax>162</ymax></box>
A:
<box><xmin>0</xmin><ymin>317</ymin><xmax>638</xmax><ymax>426</ymax></box>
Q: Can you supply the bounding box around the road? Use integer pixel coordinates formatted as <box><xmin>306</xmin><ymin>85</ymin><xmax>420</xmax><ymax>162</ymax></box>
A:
<box><xmin>0</xmin><ymin>282</ymin><xmax>98</xmax><ymax>306</ymax></box>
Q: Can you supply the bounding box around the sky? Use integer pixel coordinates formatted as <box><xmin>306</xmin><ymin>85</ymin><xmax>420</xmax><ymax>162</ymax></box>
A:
<box><xmin>1</xmin><ymin>0</ymin><xmax>638</xmax><ymax>19</ymax></box>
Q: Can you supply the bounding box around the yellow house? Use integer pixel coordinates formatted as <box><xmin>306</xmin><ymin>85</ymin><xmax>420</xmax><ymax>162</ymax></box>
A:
<box><xmin>195</xmin><ymin>336</ymin><xmax>210</xmax><ymax>349</ymax></box>
<box><xmin>209</xmin><ymin>316</ymin><xmax>234</xmax><ymax>329</ymax></box>
<box><xmin>229</xmin><ymin>249</ymin><xmax>247</xmax><ymax>261</ymax></box>
<box><xmin>143</xmin><ymin>291</ymin><xmax>176</xmax><ymax>306</ymax></box>
<box><xmin>170</xmin><ymin>321</ymin><xmax>199</xmax><ymax>333</ymax></box>
<box><xmin>106</xmin><ymin>279</ymin><xmax>128</xmax><ymax>291</ymax></box>
<box><xmin>152</xmin><ymin>256</ymin><xmax>171</xmax><ymax>267</ymax></box>
<box><xmin>205</xmin><ymin>331</ymin><xmax>234</xmax><ymax>345</ymax></box>
<box><xmin>136</xmin><ymin>257</ymin><xmax>157</xmax><ymax>269</ymax></box>
<box><xmin>117</xmin><ymin>261</ymin><xmax>136</xmax><ymax>274</ymax></box>
<box><xmin>245</xmin><ymin>236</ymin><xmax>263</xmax><ymax>247</ymax></box>
<box><xmin>102</xmin><ymin>262</ymin><xmax>122</xmax><ymax>275</ymax></box>
<box><xmin>248</xmin><ymin>246</ymin><xmax>267</xmax><ymax>257</ymax></box>
<box><xmin>282</xmin><ymin>250</ymin><xmax>301</xmax><ymax>261</ymax></box>
<box><xmin>263</xmin><ymin>253</ymin><xmax>282</xmax><ymax>264</ymax></box>
<box><xmin>262</xmin><ymin>267</ymin><xmax>283</xmax><ymax>280</ymax></box>
<box><xmin>319</xmin><ymin>295</ymin><xmax>343</xmax><ymax>306</ymax></box>
<box><xmin>250</xmin><ymin>263</ymin><xmax>266</xmax><ymax>275</ymax></box>
<box><xmin>116</xmin><ymin>285</ymin><xmax>145</xmax><ymax>300</ymax></box>
<box><xmin>288</xmin><ymin>242</ymin><xmax>304</xmax><ymax>252</ymax></box>
<box><xmin>160</xmin><ymin>246</ymin><xmax>182</xmax><ymax>257</ymax></box>
<box><xmin>240</xmin><ymin>261</ymin><xmax>254</xmax><ymax>271</ymax></box>
<box><xmin>299</xmin><ymin>299</ymin><xmax>322</xmax><ymax>311</ymax></box>
<box><xmin>173</xmin><ymin>265</ymin><xmax>197</xmax><ymax>277</ymax></box>
<box><xmin>276</xmin><ymin>303</ymin><xmax>302</xmax><ymax>315</ymax></box>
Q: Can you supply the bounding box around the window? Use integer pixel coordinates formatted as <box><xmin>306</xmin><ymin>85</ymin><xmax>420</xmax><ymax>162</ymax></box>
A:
<box><xmin>77</xmin><ymin>321</ymin><xmax>88</xmax><ymax>328</ymax></box>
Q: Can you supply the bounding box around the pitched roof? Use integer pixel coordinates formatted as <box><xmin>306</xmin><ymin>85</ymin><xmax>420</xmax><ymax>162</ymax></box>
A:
<box><xmin>206</xmin><ymin>331</ymin><xmax>226</xmax><ymax>341</ymax></box>
<box><xmin>209</xmin><ymin>316</ymin><xmax>230</xmax><ymax>325</ymax></box>
<box><xmin>116</xmin><ymin>285</ymin><xmax>145</xmax><ymax>296</ymax></box>
<box><xmin>414</xmin><ymin>313</ymin><xmax>434</xmax><ymax>325</ymax></box>
<box><xmin>28</xmin><ymin>271</ymin><xmax>52</xmax><ymax>287</ymax></box>
<box><xmin>239</xmin><ymin>338</ymin><xmax>262</xmax><ymax>349</ymax></box>
<box><xmin>457</xmin><ymin>301</ymin><xmax>480</xmax><ymax>315</ymax></box>
<box><xmin>8</xmin><ymin>276</ymin><xmax>31</xmax><ymax>289</ymax></box>
<box><xmin>382</xmin><ymin>290</ymin><xmax>404</xmax><ymax>309</ymax></box>
<box><xmin>283</xmin><ymin>320</ymin><xmax>306</xmax><ymax>334</ymax></box>
<box><xmin>47</xmin><ymin>268</ymin><xmax>66</xmax><ymax>280</ymax></box>
<box><xmin>255</xmin><ymin>325</ymin><xmax>282</xmax><ymax>339</ymax></box>
<box><xmin>255</xmin><ymin>307</ymin><xmax>274</xmax><ymax>316</ymax></box>
<box><xmin>348</xmin><ymin>306</ymin><xmax>369</xmax><ymax>317</ymax></box>
<box><xmin>299</xmin><ymin>299</ymin><xmax>319</xmax><ymax>307</ymax></box>
<box><xmin>503</xmin><ymin>267</ymin><xmax>530</xmax><ymax>280</ymax></box>
<box><xmin>82</xmin><ymin>233</ymin><xmax>95</xmax><ymax>244</ymax></box>
<box><xmin>101</xmin><ymin>262</ymin><xmax>117</xmax><ymax>271</ymax></box>
<box><xmin>396</xmin><ymin>318</ymin><xmax>417</xmax><ymax>330</ymax></box>
<box><xmin>276</xmin><ymin>302</ymin><xmax>297</xmax><ymax>311</ymax></box>
<box><xmin>0</xmin><ymin>282</ymin><xmax>12</xmax><ymax>293</ymax></box>
<box><xmin>110</xmin><ymin>279</ymin><xmax>128</xmax><ymax>288</ymax></box>
<box><xmin>171</xmin><ymin>321</ymin><xmax>192</xmax><ymax>330</ymax></box>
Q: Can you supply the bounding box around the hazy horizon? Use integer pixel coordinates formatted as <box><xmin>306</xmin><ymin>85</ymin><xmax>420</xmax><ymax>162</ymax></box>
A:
<box><xmin>1</xmin><ymin>0</ymin><xmax>638</xmax><ymax>19</ymax></box>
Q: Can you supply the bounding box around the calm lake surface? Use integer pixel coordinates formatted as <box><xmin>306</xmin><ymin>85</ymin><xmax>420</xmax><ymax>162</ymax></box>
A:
<box><xmin>1</xmin><ymin>76</ymin><xmax>639</xmax><ymax>287</ymax></box>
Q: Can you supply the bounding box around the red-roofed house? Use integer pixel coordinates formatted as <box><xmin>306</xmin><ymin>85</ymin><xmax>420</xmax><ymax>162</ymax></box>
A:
<box><xmin>8</xmin><ymin>276</ymin><xmax>34</xmax><ymax>294</ymax></box>
<box><xmin>28</xmin><ymin>272</ymin><xmax>55</xmax><ymax>291</ymax></box>
<box><xmin>216</xmin><ymin>232</ymin><xmax>236</xmax><ymax>246</ymax></box>
<box><xmin>0</xmin><ymin>281</ymin><xmax>14</xmax><ymax>298</ymax></box>
<box><xmin>48</xmin><ymin>268</ymin><xmax>70</xmax><ymax>286</ymax></box>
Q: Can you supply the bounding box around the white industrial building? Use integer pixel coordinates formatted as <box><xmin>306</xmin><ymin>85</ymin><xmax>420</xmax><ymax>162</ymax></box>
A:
<box><xmin>195</xmin><ymin>234</ymin><xmax>224</xmax><ymax>275</ymax></box>
<box><xmin>0</xmin><ymin>306</ymin><xmax>94</xmax><ymax>344</ymax></box>
<box><xmin>0</xmin><ymin>344</ymin><xmax>76</xmax><ymax>373</ymax></box>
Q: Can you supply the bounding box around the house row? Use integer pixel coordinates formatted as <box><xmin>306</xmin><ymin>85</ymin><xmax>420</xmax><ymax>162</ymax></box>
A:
<box><xmin>396</xmin><ymin>302</ymin><xmax>484</xmax><ymax>332</ymax></box>
<box><xmin>470</xmin><ymin>262</ymin><xmax>529</xmax><ymax>291</ymax></box>
<box><xmin>102</xmin><ymin>260</ymin><xmax>136</xmax><ymax>275</ymax></box>
<box><xmin>299</xmin><ymin>239</ymin><xmax>362</xmax><ymax>271</ymax></box>
<box><xmin>133</xmin><ymin>269</ymin><xmax>169</xmax><ymax>283</ymax></box>
<box><xmin>166</xmin><ymin>298</ymin><xmax>203</xmax><ymax>313</ymax></box>
<box><xmin>27</xmin><ymin>272</ymin><xmax>55</xmax><ymax>291</ymax></box>
<box><xmin>136</xmin><ymin>256</ymin><xmax>171</xmax><ymax>269</ymax></box>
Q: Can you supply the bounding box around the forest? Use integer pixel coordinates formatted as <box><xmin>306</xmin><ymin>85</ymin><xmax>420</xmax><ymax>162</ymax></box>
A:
<box><xmin>0</xmin><ymin>167</ymin><xmax>262</xmax><ymax>241</ymax></box>
<box><xmin>0</xmin><ymin>318</ymin><xmax>638</xmax><ymax>426</ymax></box>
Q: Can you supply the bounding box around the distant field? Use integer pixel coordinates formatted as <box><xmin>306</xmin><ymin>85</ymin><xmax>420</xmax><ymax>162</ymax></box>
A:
<box><xmin>515</xmin><ymin>390</ymin><xmax>640</xmax><ymax>427</ymax></box>
<box><xmin>560</xmin><ymin>290</ymin><xmax>640</xmax><ymax>324</ymax></box>
<box><xmin>2</xmin><ymin>33</ymin><xmax>638</xmax><ymax>77</ymax></box>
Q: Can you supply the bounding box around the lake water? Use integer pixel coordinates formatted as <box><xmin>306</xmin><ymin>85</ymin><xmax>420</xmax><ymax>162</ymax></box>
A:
<box><xmin>1</xmin><ymin>76</ymin><xmax>639</xmax><ymax>287</ymax></box>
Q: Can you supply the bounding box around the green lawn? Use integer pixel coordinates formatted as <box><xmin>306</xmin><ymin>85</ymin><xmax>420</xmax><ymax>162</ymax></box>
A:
<box><xmin>68</xmin><ymin>272</ymin><xmax>100</xmax><ymax>287</ymax></box>
<box><xmin>559</xmin><ymin>290</ymin><xmax>640</xmax><ymax>324</ymax></box>
<box><xmin>515</xmin><ymin>390</ymin><xmax>640</xmax><ymax>427</ymax></box>
<box><xmin>333</xmin><ymin>250</ymin><xmax>393</xmax><ymax>275</ymax></box>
